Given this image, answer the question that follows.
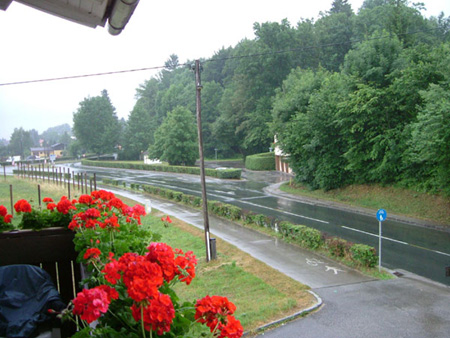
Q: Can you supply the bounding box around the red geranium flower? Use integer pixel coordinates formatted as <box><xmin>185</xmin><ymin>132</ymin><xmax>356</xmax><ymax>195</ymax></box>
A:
<box><xmin>83</xmin><ymin>248</ymin><xmax>101</xmax><ymax>260</ymax></box>
<box><xmin>56</xmin><ymin>197</ymin><xmax>76</xmax><ymax>214</ymax></box>
<box><xmin>14</xmin><ymin>199</ymin><xmax>32</xmax><ymax>213</ymax></box>
<box><xmin>46</xmin><ymin>203</ymin><xmax>56</xmax><ymax>211</ymax></box>
<box><xmin>107</xmin><ymin>197</ymin><xmax>124</xmax><ymax>211</ymax></box>
<box><xmin>78</xmin><ymin>194</ymin><xmax>93</xmax><ymax>205</ymax></box>
<box><xmin>174</xmin><ymin>249</ymin><xmax>197</xmax><ymax>285</ymax></box>
<box><xmin>217</xmin><ymin>315</ymin><xmax>244</xmax><ymax>338</ymax></box>
<box><xmin>3</xmin><ymin>214</ymin><xmax>13</xmax><ymax>224</ymax></box>
<box><xmin>130</xmin><ymin>292</ymin><xmax>175</xmax><ymax>335</ymax></box>
<box><xmin>43</xmin><ymin>197</ymin><xmax>54</xmax><ymax>203</ymax></box>
<box><xmin>0</xmin><ymin>205</ymin><xmax>7</xmax><ymax>217</ymax></box>
<box><xmin>102</xmin><ymin>254</ymin><xmax>122</xmax><ymax>285</ymax></box>
<box><xmin>97</xmin><ymin>285</ymin><xmax>119</xmax><ymax>302</ymax></box>
<box><xmin>195</xmin><ymin>295</ymin><xmax>238</xmax><ymax>332</ymax></box>
<box><xmin>72</xmin><ymin>287</ymin><xmax>111</xmax><ymax>323</ymax></box>
<box><xmin>146</xmin><ymin>242</ymin><xmax>176</xmax><ymax>283</ymax></box>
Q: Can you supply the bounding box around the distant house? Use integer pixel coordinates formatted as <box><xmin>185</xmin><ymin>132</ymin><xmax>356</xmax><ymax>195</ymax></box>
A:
<box><xmin>30</xmin><ymin>143</ymin><xmax>65</xmax><ymax>159</ymax></box>
<box><xmin>274</xmin><ymin>136</ymin><xmax>292</xmax><ymax>174</ymax></box>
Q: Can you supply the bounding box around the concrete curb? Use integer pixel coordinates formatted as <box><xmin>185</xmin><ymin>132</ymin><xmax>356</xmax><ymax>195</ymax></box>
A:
<box><xmin>243</xmin><ymin>290</ymin><xmax>323</xmax><ymax>336</ymax></box>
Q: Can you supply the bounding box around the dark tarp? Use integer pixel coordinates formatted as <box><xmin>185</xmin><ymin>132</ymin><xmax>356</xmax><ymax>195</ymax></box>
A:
<box><xmin>0</xmin><ymin>265</ymin><xmax>66</xmax><ymax>338</ymax></box>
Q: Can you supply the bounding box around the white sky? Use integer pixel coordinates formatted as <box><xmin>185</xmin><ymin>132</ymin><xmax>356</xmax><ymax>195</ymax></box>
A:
<box><xmin>0</xmin><ymin>0</ymin><xmax>448</xmax><ymax>140</ymax></box>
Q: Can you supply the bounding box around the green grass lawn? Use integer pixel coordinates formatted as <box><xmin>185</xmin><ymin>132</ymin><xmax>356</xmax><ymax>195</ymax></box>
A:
<box><xmin>144</xmin><ymin>213</ymin><xmax>314</xmax><ymax>331</ymax></box>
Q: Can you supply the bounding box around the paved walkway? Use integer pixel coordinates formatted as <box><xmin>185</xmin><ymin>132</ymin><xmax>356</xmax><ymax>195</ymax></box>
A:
<box><xmin>110</xmin><ymin>188</ymin><xmax>450</xmax><ymax>338</ymax></box>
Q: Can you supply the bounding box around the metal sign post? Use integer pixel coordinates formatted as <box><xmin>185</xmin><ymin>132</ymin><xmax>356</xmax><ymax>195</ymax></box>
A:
<box><xmin>376</xmin><ymin>209</ymin><xmax>387</xmax><ymax>272</ymax></box>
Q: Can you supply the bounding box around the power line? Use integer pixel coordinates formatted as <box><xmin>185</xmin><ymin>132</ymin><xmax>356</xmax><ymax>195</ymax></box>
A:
<box><xmin>0</xmin><ymin>27</ymin><xmax>443</xmax><ymax>87</ymax></box>
<box><xmin>0</xmin><ymin>65</ymin><xmax>167</xmax><ymax>87</ymax></box>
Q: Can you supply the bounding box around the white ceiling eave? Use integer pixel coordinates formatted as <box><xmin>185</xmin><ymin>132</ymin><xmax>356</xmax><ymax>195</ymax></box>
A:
<box><xmin>14</xmin><ymin>0</ymin><xmax>110</xmax><ymax>28</ymax></box>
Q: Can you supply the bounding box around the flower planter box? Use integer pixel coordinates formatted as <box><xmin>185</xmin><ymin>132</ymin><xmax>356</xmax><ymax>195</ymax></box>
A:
<box><xmin>0</xmin><ymin>227</ymin><xmax>81</xmax><ymax>337</ymax></box>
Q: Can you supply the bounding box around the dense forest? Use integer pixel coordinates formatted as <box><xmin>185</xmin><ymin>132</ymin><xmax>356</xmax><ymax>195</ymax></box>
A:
<box><xmin>121</xmin><ymin>0</ymin><xmax>449</xmax><ymax>195</ymax></box>
<box><xmin>3</xmin><ymin>0</ymin><xmax>449</xmax><ymax>196</ymax></box>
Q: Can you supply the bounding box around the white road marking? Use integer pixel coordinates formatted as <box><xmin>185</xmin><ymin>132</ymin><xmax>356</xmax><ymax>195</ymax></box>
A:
<box><xmin>342</xmin><ymin>226</ymin><xmax>450</xmax><ymax>257</ymax></box>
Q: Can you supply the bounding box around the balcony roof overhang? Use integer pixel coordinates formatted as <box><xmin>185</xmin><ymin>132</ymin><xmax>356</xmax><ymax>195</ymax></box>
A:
<box><xmin>0</xmin><ymin>0</ymin><xmax>139</xmax><ymax>35</ymax></box>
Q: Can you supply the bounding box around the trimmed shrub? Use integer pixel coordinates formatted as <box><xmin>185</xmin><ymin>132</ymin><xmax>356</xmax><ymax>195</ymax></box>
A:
<box><xmin>216</xmin><ymin>169</ymin><xmax>242</xmax><ymax>179</ymax></box>
<box><xmin>279</xmin><ymin>222</ymin><xmax>324</xmax><ymax>249</ymax></box>
<box><xmin>350</xmin><ymin>244</ymin><xmax>378</xmax><ymax>267</ymax></box>
<box><xmin>326</xmin><ymin>237</ymin><xmax>351</xmax><ymax>258</ymax></box>
<box><xmin>82</xmin><ymin>160</ymin><xmax>241</xmax><ymax>179</ymax></box>
<box><xmin>245</xmin><ymin>152</ymin><xmax>275</xmax><ymax>171</ymax></box>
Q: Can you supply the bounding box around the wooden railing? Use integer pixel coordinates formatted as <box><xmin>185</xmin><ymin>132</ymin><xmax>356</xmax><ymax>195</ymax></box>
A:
<box><xmin>0</xmin><ymin>227</ymin><xmax>81</xmax><ymax>337</ymax></box>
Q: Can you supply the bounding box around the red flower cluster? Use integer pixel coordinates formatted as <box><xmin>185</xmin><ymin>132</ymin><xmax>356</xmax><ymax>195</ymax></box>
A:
<box><xmin>0</xmin><ymin>205</ymin><xmax>13</xmax><ymax>224</ymax></box>
<box><xmin>72</xmin><ymin>286</ymin><xmax>117</xmax><ymax>323</ymax></box>
<box><xmin>84</xmin><ymin>248</ymin><xmax>101</xmax><ymax>260</ymax></box>
<box><xmin>56</xmin><ymin>196</ymin><xmax>76</xmax><ymax>214</ymax></box>
<box><xmin>146</xmin><ymin>242</ymin><xmax>177</xmax><ymax>282</ymax></box>
<box><xmin>78</xmin><ymin>194</ymin><xmax>93</xmax><ymax>205</ymax></box>
<box><xmin>174</xmin><ymin>248</ymin><xmax>197</xmax><ymax>285</ymax></box>
<box><xmin>195</xmin><ymin>295</ymin><xmax>243</xmax><ymax>338</ymax></box>
<box><xmin>42</xmin><ymin>197</ymin><xmax>54</xmax><ymax>203</ymax></box>
<box><xmin>161</xmin><ymin>215</ymin><xmax>172</xmax><ymax>227</ymax></box>
<box><xmin>146</xmin><ymin>243</ymin><xmax>198</xmax><ymax>285</ymax></box>
<box><xmin>100</xmin><ymin>249</ymin><xmax>177</xmax><ymax>335</ymax></box>
<box><xmin>131</xmin><ymin>293</ymin><xmax>175</xmax><ymax>335</ymax></box>
<box><xmin>0</xmin><ymin>205</ymin><xmax>7</xmax><ymax>216</ymax></box>
<box><xmin>14</xmin><ymin>199</ymin><xmax>32</xmax><ymax>213</ymax></box>
<box><xmin>68</xmin><ymin>191</ymin><xmax>146</xmax><ymax>230</ymax></box>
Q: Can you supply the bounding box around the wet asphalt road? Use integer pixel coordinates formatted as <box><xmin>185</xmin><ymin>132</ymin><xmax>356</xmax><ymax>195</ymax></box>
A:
<box><xmin>100</xmin><ymin>188</ymin><xmax>450</xmax><ymax>338</ymax></box>
<box><xmin>63</xmin><ymin>163</ymin><xmax>450</xmax><ymax>286</ymax></box>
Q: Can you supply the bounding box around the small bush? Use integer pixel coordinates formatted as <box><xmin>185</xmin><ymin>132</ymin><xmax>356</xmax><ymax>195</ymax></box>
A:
<box><xmin>279</xmin><ymin>222</ymin><xmax>324</xmax><ymax>249</ymax></box>
<box><xmin>350</xmin><ymin>244</ymin><xmax>378</xmax><ymax>267</ymax></box>
<box><xmin>326</xmin><ymin>237</ymin><xmax>351</xmax><ymax>258</ymax></box>
<box><xmin>245</xmin><ymin>152</ymin><xmax>275</xmax><ymax>171</ymax></box>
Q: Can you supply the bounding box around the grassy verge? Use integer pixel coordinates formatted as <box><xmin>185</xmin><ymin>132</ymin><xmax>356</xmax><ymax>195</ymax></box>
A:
<box><xmin>144</xmin><ymin>220</ymin><xmax>316</xmax><ymax>333</ymax></box>
<box><xmin>0</xmin><ymin>176</ymin><xmax>317</xmax><ymax>333</ymax></box>
<box><xmin>144</xmin><ymin>212</ymin><xmax>316</xmax><ymax>332</ymax></box>
<box><xmin>280</xmin><ymin>182</ymin><xmax>450</xmax><ymax>226</ymax></box>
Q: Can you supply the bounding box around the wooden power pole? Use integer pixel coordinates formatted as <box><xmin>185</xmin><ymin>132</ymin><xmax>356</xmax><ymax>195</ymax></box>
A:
<box><xmin>193</xmin><ymin>59</ymin><xmax>212</xmax><ymax>262</ymax></box>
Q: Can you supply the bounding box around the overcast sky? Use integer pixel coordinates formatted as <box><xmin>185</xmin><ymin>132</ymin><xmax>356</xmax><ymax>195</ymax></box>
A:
<box><xmin>0</xmin><ymin>0</ymin><xmax>448</xmax><ymax>141</ymax></box>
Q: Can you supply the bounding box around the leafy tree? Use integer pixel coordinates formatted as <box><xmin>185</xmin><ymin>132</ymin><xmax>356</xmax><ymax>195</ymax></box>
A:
<box><xmin>164</xmin><ymin>54</ymin><xmax>180</xmax><ymax>70</ymax></box>
<box><xmin>149</xmin><ymin>106</ymin><xmax>198</xmax><ymax>166</ymax></box>
<box><xmin>200</xmin><ymin>81</ymin><xmax>224</xmax><ymax>157</ymax></box>
<box><xmin>41</xmin><ymin>124</ymin><xmax>72</xmax><ymax>145</ymax></box>
<box><xmin>202</xmin><ymin>47</ymin><xmax>234</xmax><ymax>86</ymax></box>
<box><xmin>315</xmin><ymin>10</ymin><xmax>355</xmax><ymax>72</ymax></box>
<box><xmin>292</xmin><ymin>19</ymin><xmax>320</xmax><ymax>70</ymax></box>
<box><xmin>29</xmin><ymin>129</ymin><xmax>40</xmax><ymax>147</ymax></box>
<box><xmin>72</xmin><ymin>90</ymin><xmax>120</xmax><ymax>155</ymax></box>
<box><xmin>406</xmin><ymin>84</ymin><xmax>450</xmax><ymax>195</ymax></box>
<box><xmin>329</xmin><ymin>0</ymin><xmax>353</xmax><ymax>15</ymax></box>
<box><xmin>343</xmin><ymin>32</ymin><xmax>403</xmax><ymax>87</ymax></box>
<box><xmin>272</xmin><ymin>68</ymin><xmax>329</xmax><ymax>133</ymax></box>
<box><xmin>122</xmin><ymin>99</ymin><xmax>155</xmax><ymax>160</ymax></box>
<box><xmin>9</xmin><ymin>128</ymin><xmax>32</xmax><ymax>158</ymax></box>
<box><xmin>279</xmin><ymin>73</ymin><xmax>352</xmax><ymax>190</ymax></box>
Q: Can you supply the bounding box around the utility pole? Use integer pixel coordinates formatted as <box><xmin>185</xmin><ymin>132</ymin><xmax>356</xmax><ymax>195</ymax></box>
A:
<box><xmin>193</xmin><ymin>59</ymin><xmax>212</xmax><ymax>262</ymax></box>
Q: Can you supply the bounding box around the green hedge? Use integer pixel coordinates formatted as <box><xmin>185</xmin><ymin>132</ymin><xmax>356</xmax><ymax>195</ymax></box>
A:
<box><xmin>135</xmin><ymin>182</ymin><xmax>378</xmax><ymax>268</ymax></box>
<box><xmin>245</xmin><ymin>152</ymin><xmax>275</xmax><ymax>171</ymax></box>
<box><xmin>279</xmin><ymin>222</ymin><xmax>324</xmax><ymax>249</ymax></box>
<box><xmin>82</xmin><ymin>160</ymin><xmax>241</xmax><ymax>179</ymax></box>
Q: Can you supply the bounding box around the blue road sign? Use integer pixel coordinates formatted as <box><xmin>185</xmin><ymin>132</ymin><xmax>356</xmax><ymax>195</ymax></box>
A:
<box><xmin>376</xmin><ymin>209</ymin><xmax>387</xmax><ymax>222</ymax></box>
